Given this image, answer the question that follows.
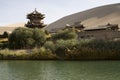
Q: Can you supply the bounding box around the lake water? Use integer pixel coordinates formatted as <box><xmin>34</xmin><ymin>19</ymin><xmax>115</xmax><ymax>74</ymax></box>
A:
<box><xmin>0</xmin><ymin>61</ymin><xmax>120</xmax><ymax>80</ymax></box>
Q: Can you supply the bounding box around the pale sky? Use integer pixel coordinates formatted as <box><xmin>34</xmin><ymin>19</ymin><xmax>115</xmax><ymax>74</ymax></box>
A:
<box><xmin>0</xmin><ymin>0</ymin><xmax>120</xmax><ymax>26</ymax></box>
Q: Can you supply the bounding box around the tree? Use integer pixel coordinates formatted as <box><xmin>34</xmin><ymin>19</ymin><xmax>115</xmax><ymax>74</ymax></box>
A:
<box><xmin>32</xmin><ymin>28</ymin><xmax>46</xmax><ymax>47</ymax></box>
<box><xmin>8</xmin><ymin>27</ymin><xmax>46</xmax><ymax>49</ymax></box>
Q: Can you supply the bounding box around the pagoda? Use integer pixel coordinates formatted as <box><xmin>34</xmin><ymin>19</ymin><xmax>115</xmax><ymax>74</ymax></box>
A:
<box><xmin>25</xmin><ymin>8</ymin><xmax>45</xmax><ymax>28</ymax></box>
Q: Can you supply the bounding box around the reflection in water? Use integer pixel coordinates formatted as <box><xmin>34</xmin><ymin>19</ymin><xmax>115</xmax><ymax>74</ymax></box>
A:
<box><xmin>0</xmin><ymin>61</ymin><xmax>120</xmax><ymax>80</ymax></box>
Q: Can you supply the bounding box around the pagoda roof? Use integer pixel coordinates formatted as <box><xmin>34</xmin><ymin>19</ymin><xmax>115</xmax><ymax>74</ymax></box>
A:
<box><xmin>27</xmin><ymin>8</ymin><xmax>44</xmax><ymax>16</ymax></box>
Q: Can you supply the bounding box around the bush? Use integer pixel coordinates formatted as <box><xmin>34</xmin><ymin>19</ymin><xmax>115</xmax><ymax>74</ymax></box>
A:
<box><xmin>0</xmin><ymin>42</ymin><xmax>8</xmax><ymax>49</ymax></box>
<box><xmin>74</xmin><ymin>40</ymin><xmax>120</xmax><ymax>60</ymax></box>
<box><xmin>55</xmin><ymin>39</ymin><xmax>78</xmax><ymax>58</ymax></box>
<box><xmin>52</xmin><ymin>29</ymin><xmax>78</xmax><ymax>41</ymax></box>
<box><xmin>55</xmin><ymin>39</ymin><xmax>78</xmax><ymax>49</ymax></box>
<box><xmin>44</xmin><ymin>41</ymin><xmax>55</xmax><ymax>52</ymax></box>
<box><xmin>31</xmin><ymin>47</ymin><xmax>56</xmax><ymax>60</ymax></box>
<box><xmin>8</xmin><ymin>27</ymin><xmax>46</xmax><ymax>49</ymax></box>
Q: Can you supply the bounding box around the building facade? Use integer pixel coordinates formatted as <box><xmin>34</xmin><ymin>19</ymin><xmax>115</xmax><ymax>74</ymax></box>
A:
<box><xmin>78</xmin><ymin>23</ymin><xmax>120</xmax><ymax>40</ymax></box>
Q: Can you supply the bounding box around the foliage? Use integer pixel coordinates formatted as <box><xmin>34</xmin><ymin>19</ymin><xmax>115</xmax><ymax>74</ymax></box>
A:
<box><xmin>9</xmin><ymin>27</ymin><xmax>33</xmax><ymax>49</ymax></box>
<box><xmin>31</xmin><ymin>47</ymin><xmax>56</xmax><ymax>60</ymax></box>
<box><xmin>44</xmin><ymin>41</ymin><xmax>55</xmax><ymax>52</ymax></box>
<box><xmin>52</xmin><ymin>29</ymin><xmax>78</xmax><ymax>40</ymax></box>
<box><xmin>0</xmin><ymin>42</ymin><xmax>8</xmax><ymax>49</ymax></box>
<box><xmin>55</xmin><ymin>39</ymin><xmax>78</xmax><ymax>49</ymax></box>
<box><xmin>1</xmin><ymin>26</ymin><xmax>120</xmax><ymax>60</ymax></box>
<box><xmin>32</xmin><ymin>28</ymin><xmax>46</xmax><ymax>47</ymax></box>
<box><xmin>0</xmin><ymin>39</ymin><xmax>120</xmax><ymax>60</ymax></box>
<box><xmin>73</xmin><ymin>40</ymin><xmax>120</xmax><ymax>60</ymax></box>
<box><xmin>0</xmin><ymin>48</ymin><xmax>57</xmax><ymax>60</ymax></box>
<box><xmin>8</xmin><ymin>27</ymin><xmax>46</xmax><ymax>49</ymax></box>
<box><xmin>54</xmin><ymin>39</ymin><xmax>78</xmax><ymax>58</ymax></box>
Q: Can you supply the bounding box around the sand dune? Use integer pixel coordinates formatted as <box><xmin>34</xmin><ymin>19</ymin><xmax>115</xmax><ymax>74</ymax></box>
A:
<box><xmin>0</xmin><ymin>27</ymin><xmax>17</xmax><ymax>34</ymax></box>
<box><xmin>45</xmin><ymin>3</ymin><xmax>120</xmax><ymax>32</ymax></box>
<box><xmin>5</xmin><ymin>22</ymin><xmax>25</xmax><ymax>27</ymax></box>
<box><xmin>0</xmin><ymin>22</ymin><xmax>25</xmax><ymax>34</ymax></box>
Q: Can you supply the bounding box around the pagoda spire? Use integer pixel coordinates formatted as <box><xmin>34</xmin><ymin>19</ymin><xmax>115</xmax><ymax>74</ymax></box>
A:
<box><xmin>35</xmin><ymin>8</ymin><xmax>37</xmax><ymax>12</ymax></box>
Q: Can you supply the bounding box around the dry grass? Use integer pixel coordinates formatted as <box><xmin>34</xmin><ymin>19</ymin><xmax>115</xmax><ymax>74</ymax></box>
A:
<box><xmin>0</xmin><ymin>49</ymin><xmax>27</xmax><ymax>55</ymax></box>
<box><xmin>0</xmin><ymin>38</ymin><xmax>8</xmax><ymax>42</ymax></box>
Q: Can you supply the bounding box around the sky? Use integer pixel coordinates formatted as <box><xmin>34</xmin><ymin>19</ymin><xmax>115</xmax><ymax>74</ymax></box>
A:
<box><xmin>0</xmin><ymin>0</ymin><xmax>120</xmax><ymax>26</ymax></box>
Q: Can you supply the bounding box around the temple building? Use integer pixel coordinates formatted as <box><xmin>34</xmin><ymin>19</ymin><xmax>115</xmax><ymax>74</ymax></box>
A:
<box><xmin>65</xmin><ymin>21</ymin><xmax>84</xmax><ymax>30</ymax></box>
<box><xmin>25</xmin><ymin>8</ymin><xmax>45</xmax><ymax>28</ymax></box>
<box><xmin>78</xmin><ymin>23</ymin><xmax>120</xmax><ymax>40</ymax></box>
<box><xmin>65</xmin><ymin>21</ymin><xmax>85</xmax><ymax>32</ymax></box>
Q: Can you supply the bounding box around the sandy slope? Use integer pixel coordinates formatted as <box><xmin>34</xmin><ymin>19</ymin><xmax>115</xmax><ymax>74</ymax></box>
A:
<box><xmin>5</xmin><ymin>22</ymin><xmax>25</xmax><ymax>27</ymax></box>
<box><xmin>45</xmin><ymin>3</ymin><xmax>120</xmax><ymax>32</ymax></box>
<box><xmin>0</xmin><ymin>23</ymin><xmax>25</xmax><ymax>34</ymax></box>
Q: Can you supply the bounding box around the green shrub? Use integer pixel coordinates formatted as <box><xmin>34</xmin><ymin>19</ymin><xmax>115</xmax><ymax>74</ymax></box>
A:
<box><xmin>52</xmin><ymin>29</ymin><xmax>78</xmax><ymax>40</ymax></box>
<box><xmin>55</xmin><ymin>39</ymin><xmax>78</xmax><ymax>58</ymax></box>
<box><xmin>74</xmin><ymin>40</ymin><xmax>120</xmax><ymax>60</ymax></box>
<box><xmin>44</xmin><ymin>41</ymin><xmax>55</xmax><ymax>52</ymax></box>
<box><xmin>31</xmin><ymin>47</ymin><xmax>56</xmax><ymax>60</ymax></box>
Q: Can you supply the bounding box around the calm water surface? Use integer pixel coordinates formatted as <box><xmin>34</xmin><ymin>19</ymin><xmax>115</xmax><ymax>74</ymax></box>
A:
<box><xmin>0</xmin><ymin>61</ymin><xmax>120</xmax><ymax>80</ymax></box>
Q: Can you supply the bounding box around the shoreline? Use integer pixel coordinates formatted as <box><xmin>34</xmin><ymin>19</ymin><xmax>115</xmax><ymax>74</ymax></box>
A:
<box><xmin>0</xmin><ymin>58</ymin><xmax>120</xmax><ymax>60</ymax></box>
<box><xmin>0</xmin><ymin>48</ymin><xmax>120</xmax><ymax>60</ymax></box>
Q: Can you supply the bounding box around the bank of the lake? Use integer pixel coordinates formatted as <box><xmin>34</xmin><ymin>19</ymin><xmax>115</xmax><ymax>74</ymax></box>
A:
<box><xmin>0</xmin><ymin>47</ymin><xmax>120</xmax><ymax>60</ymax></box>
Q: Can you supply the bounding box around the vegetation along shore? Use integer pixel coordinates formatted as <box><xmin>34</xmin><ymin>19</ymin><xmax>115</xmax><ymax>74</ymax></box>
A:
<box><xmin>0</xmin><ymin>27</ymin><xmax>120</xmax><ymax>60</ymax></box>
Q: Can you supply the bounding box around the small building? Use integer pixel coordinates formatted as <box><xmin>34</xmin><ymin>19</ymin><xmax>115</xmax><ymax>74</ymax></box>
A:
<box><xmin>65</xmin><ymin>21</ymin><xmax>85</xmax><ymax>32</ymax></box>
<box><xmin>25</xmin><ymin>8</ymin><xmax>46</xmax><ymax>28</ymax></box>
<box><xmin>73</xmin><ymin>21</ymin><xmax>85</xmax><ymax>30</ymax></box>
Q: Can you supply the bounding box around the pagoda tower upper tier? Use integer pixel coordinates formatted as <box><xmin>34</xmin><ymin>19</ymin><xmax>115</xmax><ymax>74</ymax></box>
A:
<box><xmin>25</xmin><ymin>8</ymin><xmax>45</xmax><ymax>28</ymax></box>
